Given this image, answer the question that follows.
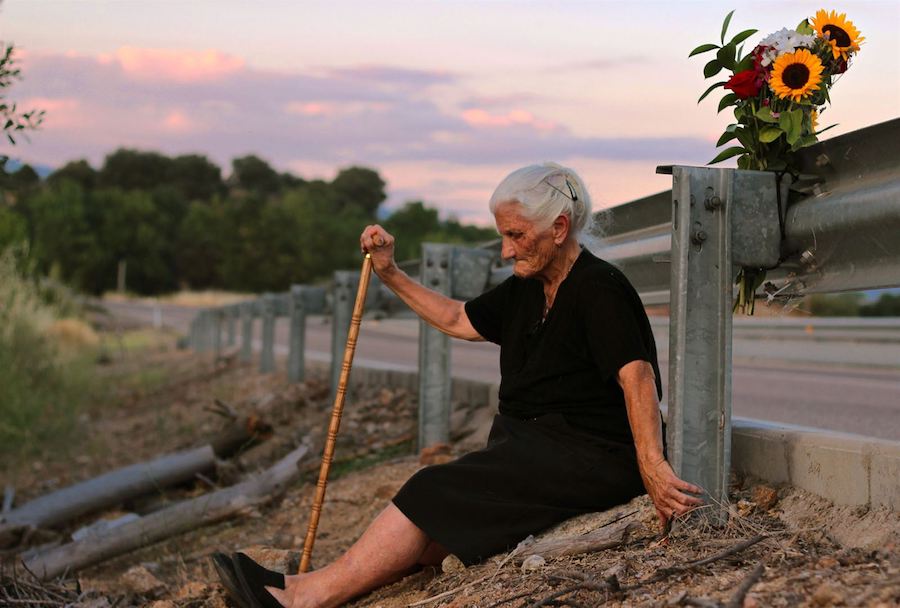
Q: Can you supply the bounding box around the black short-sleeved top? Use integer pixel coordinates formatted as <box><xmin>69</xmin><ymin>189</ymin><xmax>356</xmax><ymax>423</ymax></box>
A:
<box><xmin>464</xmin><ymin>248</ymin><xmax>661</xmax><ymax>444</ymax></box>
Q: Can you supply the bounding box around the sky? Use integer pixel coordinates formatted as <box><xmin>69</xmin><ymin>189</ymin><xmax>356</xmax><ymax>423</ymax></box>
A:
<box><xmin>3</xmin><ymin>0</ymin><xmax>898</xmax><ymax>224</ymax></box>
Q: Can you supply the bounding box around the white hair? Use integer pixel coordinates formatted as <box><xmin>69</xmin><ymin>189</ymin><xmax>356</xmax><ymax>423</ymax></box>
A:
<box><xmin>489</xmin><ymin>162</ymin><xmax>594</xmax><ymax>243</ymax></box>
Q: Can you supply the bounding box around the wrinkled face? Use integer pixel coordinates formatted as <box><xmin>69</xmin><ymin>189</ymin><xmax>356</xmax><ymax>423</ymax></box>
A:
<box><xmin>494</xmin><ymin>202</ymin><xmax>556</xmax><ymax>278</ymax></box>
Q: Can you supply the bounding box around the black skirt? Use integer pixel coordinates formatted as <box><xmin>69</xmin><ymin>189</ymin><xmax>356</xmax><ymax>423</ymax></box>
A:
<box><xmin>392</xmin><ymin>413</ymin><xmax>646</xmax><ymax>565</ymax></box>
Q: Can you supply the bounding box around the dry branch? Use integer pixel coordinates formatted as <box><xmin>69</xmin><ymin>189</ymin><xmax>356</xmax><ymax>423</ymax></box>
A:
<box><xmin>0</xmin><ymin>446</ymin><xmax>218</xmax><ymax>546</ymax></box>
<box><xmin>515</xmin><ymin>521</ymin><xmax>639</xmax><ymax>563</ymax></box>
<box><xmin>22</xmin><ymin>442</ymin><xmax>309</xmax><ymax>580</ymax></box>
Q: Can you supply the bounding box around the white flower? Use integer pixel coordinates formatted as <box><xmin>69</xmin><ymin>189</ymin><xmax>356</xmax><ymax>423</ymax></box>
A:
<box><xmin>758</xmin><ymin>28</ymin><xmax>817</xmax><ymax>66</ymax></box>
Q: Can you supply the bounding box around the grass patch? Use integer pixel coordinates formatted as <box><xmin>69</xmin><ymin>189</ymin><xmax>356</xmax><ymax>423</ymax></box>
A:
<box><xmin>0</xmin><ymin>248</ymin><xmax>101</xmax><ymax>460</ymax></box>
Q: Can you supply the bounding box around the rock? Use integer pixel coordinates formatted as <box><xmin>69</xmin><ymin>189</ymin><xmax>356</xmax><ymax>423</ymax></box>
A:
<box><xmin>816</xmin><ymin>555</ymin><xmax>840</xmax><ymax>569</ymax></box>
<box><xmin>419</xmin><ymin>443</ymin><xmax>453</xmax><ymax>466</ymax></box>
<box><xmin>238</xmin><ymin>546</ymin><xmax>300</xmax><ymax>574</ymax></box>
<box><xmin>122</xmin><ymin>565</ymin><xmax>165</xmax><ymax>596</ymax></box>
<box><xmin>751</xmin><ymin>484</ymin><xmax>778</xmax><ymax>510</ymax></box>
<box><xmin>175</xmin><ymin>581</ymin><xmax>212</xmax><ymax>600</ymax></box>
<box><xmin>743</xmin><ymin>596</ymin><xmax>759</xmax><ymax>608</ymax></box>
<box><xmin>441</xmin><ymin>554</ymin><xmax>466</xmax><ymax>573</ymax></box>
<box><xmin>811</xmin><ymin>582</ymin><xmax>843</xmax><ymax>606</ymax></box>
<box><xmin>521</xmin><ymin>554</ymin><xmax>546</xmax><ymax>572</ymax></box>
<box><xmin>147</xmin><ymin>602</ymin><xmax>176</xmax><ymax>608</ymax></box>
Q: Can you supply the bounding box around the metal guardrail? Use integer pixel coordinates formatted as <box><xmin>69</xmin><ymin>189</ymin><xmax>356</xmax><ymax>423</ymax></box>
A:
<box><xmin>188</xmin><ymin>118</ymin><xmax>900</xmax><ymax>515</ymax></box>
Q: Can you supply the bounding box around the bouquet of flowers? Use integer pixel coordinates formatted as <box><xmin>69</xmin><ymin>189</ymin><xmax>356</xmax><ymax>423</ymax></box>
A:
<box><xmin>691</xmin><ymin>9</ymin><xmax>863</xmax><ymax>313</ymax></box>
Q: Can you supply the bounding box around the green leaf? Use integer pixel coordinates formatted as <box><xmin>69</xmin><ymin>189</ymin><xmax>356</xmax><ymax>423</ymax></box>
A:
<box><xmin>689</xmin><ymin>43</ymin><xmax>720</xmax><ymax>57</ymax></box>
<box><xmin>729</xmin><ymin>28</ymin><xmax>758</xmax><ymax>46</ymax></box>
<box><xmin>716</xmin><ymin>130</ymin><xmax>739</xmax><ymax>146</ymax></box>
<box><xmin>725</xmin><ymin>123</ymin><xmax>740</xmax><ymax>132</ymax></box>
<box><xmin>708</xmin><ymin>146</ymin><xmax>746</xmax><ymax>165</ymax></box>
<box><xmin>785</xmin><ymin>109</ymin><xmax>803</xmax><ymax>144</ymax></box>
<box><xmin>815</xmin><ymin>123</ymin><xmax>838</xmax><ymax>137</ymax></box>
<box><xmin>734</xmin><ymin>54</ymin><xmax>754</xmax><ymax>72</ymax></box>
<box><xmin>737</xmin><ymin>154</ymin><xmax>752</xmax><ymax>170</ymax></box>
<box><xmin>798</xmin><ymin>134</ymin><xmax>818</xmax><ymax>148</ymax></box>
<box><xmin>778</xmin><ymin>109</ymin><xmax>794</xmax><ymax>134</ymax></box>
<box><xmin>796</xmin><ymin>18</ymin><xmax>814</xmax><ymax>35</ymax></box>
<box><xmin>697</xmin><ymin>81</ymin><xmax>725</xmax><ymax>103</ymax></box>
<box><xmin>717</xmin><ymin>93</ymin><xmax>738</xmax><ymax>113</ymax></box>
<box><xmin>759</xmin><ymin>126</ymin><xmax>783</xmax><ymax>143</ymax></box>
<box><xmin>716</xmin><ymin>44</ymin><xmax>736</xmax><ymax>70</ymax></box>
<box><xmin>703</xmin><ymin>59</ymin><xmax>723</xmax><ymax>78</ymax></box>
<box><xmin>754</xmin><ymin>107</ymin><xmax>779</xmax><ymax>123</ymax></box>
<box><xmin>735</xmin><ymin>127</ymin><xmax>755</xmax><ymax>149</ymax></box>
<box><xmin>721</xmin><ymin>10</ymin><xmax>735</xmax><ymax>44</ymax></box>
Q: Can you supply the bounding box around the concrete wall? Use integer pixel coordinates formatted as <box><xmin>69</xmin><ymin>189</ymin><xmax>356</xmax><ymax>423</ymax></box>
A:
<box><xmin>336</xmin><ymin>361</ymin><xmax>899</xmax><ymax>511</ymax></box>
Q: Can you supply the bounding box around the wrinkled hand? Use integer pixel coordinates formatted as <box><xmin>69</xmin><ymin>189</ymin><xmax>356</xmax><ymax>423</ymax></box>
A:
<box><xmin>639</xmin><ymin>456</ymin><xmax>704</xmax><ymax>534</ymax></box>
<box><xmin>360</xmin><ymin>224</ymin><xmax>396</xmax><ymax>277</ymax></box>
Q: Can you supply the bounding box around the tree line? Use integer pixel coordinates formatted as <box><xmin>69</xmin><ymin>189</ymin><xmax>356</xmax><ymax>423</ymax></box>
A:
<box><xmin>0</xmin><ymin>150</ymin><xmax>496</xmax><ymax>295</ymax></box>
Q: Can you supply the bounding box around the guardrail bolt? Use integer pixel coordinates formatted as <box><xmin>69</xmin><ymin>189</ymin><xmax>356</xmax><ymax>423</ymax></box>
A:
<box><xmin>691</xmin><ymin>227</ymin><xmax>708</xmax><ymax>245</ymax></box>
<box><xmin>704</xmin><ymin>194</ymin><xmax>722</xmax><ymax>211</ymax></box>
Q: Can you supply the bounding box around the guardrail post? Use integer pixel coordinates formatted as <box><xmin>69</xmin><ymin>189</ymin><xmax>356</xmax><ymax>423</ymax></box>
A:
<box><xmin>260</xmin><ymin>293</ymin><xmax>276</xmax><ymax>373</ymax></box>
<box><xmin>212</xmin><ymin>308</ymin><xmax>223</xmax><ymax>358</ymax></box>
<box><xmin>288</xmin><ymin>285</ymin><xmax>307</xmax><ymax>383</ymax></box>
<box><xmin>331</xmin><ymin>271</ymin><xmax>359</xmax><ymax>394</ymax></box>
<box><xmin>418</xmin><ymin>243</ymin><xmax>453</xmax><ymax>449</ymax></box>
<box><xmin>196</xmin><ymin>310</ymin><xmax>211</xmax><ymax>353</ymax></box>
<box><xmin>240</xmin><ymin>302</ymin><xmax>254</xmax><ymax>363</ymax></box>
<box><xmin>226</xmin><ymin>305</ymin><xmax>237</xmax><ymax>347</ymax></box>
<box><xmin>664</xmin><ymin>166</ymin><xmax>781</xmax><ymax>519</ymax></box>
<box><xmin>667</xmin><ymin>166</ymin><xmax>733</xmax><ymax>519</ymax></box>
<box><xmin>189</xmin><ymin>316</ymin><xmax>198</xmax><ymax>351</ymax></box>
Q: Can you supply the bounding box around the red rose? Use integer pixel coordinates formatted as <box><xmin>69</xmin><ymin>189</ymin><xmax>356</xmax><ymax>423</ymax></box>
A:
<box><xmin>725</xmin><ymin>69</ymin><xmax>762</xmax><ymax>99</ymax></box>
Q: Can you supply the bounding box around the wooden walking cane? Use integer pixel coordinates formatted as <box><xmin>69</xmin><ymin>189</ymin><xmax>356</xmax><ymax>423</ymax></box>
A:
<box><xmin>299</xmin><ymin>238</ymin><xmax>381</xmax><ymax>573</ymax></box>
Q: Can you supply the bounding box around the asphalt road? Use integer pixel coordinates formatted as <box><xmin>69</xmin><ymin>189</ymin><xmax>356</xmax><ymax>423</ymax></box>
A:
<box><xmin>103</xmin><ymin>300</ymin><xmax>900</xmax><ymax>441</ymax></box>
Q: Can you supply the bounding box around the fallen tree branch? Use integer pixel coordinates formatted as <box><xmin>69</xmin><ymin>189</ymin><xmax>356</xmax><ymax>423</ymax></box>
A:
<box><xmin>0</xmin><ymin>446</ymin><xmax>218</xmax><ymax>547</ymax></box>
<box><xmin>725</xmin><ymin>561</ymin><xmax>765</xmax><ymax>608</ymax></box>
<box><xmin>22</xmin><ymin>441</ymin><xmax>309</xmax><ymax>580</ymax></box>
<box><xmin>515</xmin><ymin>521</ymin><xmax>639</xmax><ymax>563</ymax></box>
<box><xmin>639</xmin><ymin>534</ymin><xmax>767</xmax><ymax>586</ymax></box>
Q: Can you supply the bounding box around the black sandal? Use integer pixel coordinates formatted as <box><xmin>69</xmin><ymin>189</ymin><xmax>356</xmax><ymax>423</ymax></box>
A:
<box><xmin>231</xmin><ymin>551</ymin><xmax>286</xmax><ymax>608</ymax></box>
<box><xmin>211</xmin><ymin>552</ymin><xmax>251</xmax><ymax>608</ymax></box>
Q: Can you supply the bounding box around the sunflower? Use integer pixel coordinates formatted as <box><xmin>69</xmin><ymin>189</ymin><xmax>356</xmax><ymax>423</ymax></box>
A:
<box><xmin>811</xmin><ymin>108</ymin><xmax>819</xmax><ymax>132</ymax></box>
<box><xmin>770</xmin><ymin>48</ymin><xmax>824</xmax><ymax>101</ymax></box>
<box><xmin>811</xmin><ymin>9</ymin><xmax>864</xmax><ymax>60</ymax></box>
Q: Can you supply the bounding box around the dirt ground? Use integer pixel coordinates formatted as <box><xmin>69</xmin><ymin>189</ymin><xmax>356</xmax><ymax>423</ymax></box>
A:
<box><xmin>1</xmin><ymin>319</ymin><xmax>898</xmax><ymax>608</ymax></box>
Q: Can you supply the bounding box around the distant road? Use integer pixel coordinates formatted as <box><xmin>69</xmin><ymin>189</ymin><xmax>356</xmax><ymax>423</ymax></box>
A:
<box><xmin>103</xmin><ymin>300</ymin><xmax>900</xmax><ymax>441</ymax></box>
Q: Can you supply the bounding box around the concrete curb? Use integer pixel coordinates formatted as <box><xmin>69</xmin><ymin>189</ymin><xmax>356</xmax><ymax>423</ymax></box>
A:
<box><xmin>336</xmin><ymin>361</ymin><xmax>899</xmax><ymax>511</ymax></box>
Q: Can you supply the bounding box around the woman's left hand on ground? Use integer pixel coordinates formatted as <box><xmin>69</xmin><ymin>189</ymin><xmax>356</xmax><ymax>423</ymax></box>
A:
<box><xmin>639</xmin><ymin>456</ymin><xmax>704</xmax><ymax>533</ymax></box>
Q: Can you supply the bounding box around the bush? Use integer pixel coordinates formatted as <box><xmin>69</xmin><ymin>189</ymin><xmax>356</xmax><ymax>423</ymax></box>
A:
<box><xmin>0</xmin><ymin>247</ymin><xmax>96</xmax><ymax>457</ymax></box>
<box><xmin>804</xmin><ymin>292</ymin><xmax>863</xmax><ymax>316</ymax></box>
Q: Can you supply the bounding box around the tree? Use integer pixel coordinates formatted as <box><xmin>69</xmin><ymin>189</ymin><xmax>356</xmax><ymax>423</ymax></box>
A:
<box><xmin>25</xmin><ymin>182</ymin><xmax>104</xmax><ymax>291</ymax></box>
<box><xmin>331</xmin><ymin>166</ymin><xmax>385</xmax><ymax>216</ymax></box>
<box><xmin>48</xmin><ymin>160</ymin><xmax>97</xmax><ymax>191</ymax></box>
<box><xmin>169</xmin><ymin>154</ymin><xmax>225</xmax><ymax>201</ymax></box>
<box><xmin>384</xmin><ymin>201</ymin><xmax>440</xmax><ymax>260</ymax></box>
<box><xmin>230</xmin><ymin>155</ymin><xmax>281</xmax><ymax>197</ymax></box>
<box><xmin>99</xmin><ymin>149</ymin><xmax>174</xmax><ymax>191</ymax></box>
<box><xmin>860</xmin><ymin>292</ymin><xmax>900</xmax><ymax>317</ymax></box>
<box><xmin>0</xmin><ymin>43</ymin><xmax>44</xmax><ymax>146</ymax></box>
<box><xmin>176</xmin><ymin>201</ymin><xmax>225</xmax><ymax>288</ymax></box>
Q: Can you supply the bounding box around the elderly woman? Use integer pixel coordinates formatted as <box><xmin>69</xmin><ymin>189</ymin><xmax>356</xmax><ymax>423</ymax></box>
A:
<box><xmin>219</xmin><ymin>163</ymin><xmax>702</xmax><ymax>608</ymax></box>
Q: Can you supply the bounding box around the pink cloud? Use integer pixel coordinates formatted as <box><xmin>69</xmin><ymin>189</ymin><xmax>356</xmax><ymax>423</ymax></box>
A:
<box><xmin>162</xmin><ymin>110</ymin><xmax>194</xmax><ymax>133</ymax></box>
<box><xmin>98</xmin><ymin>46</ymin><xmax>245</xmax><ymax>83</ymax></box>
<box><xmin>20</xmin><ymin>97</ymin><xmax>84</xmax><ymax>129</ymax></box>
<box><xmin>284</xmin><ymin>102</ymin><xmax>334</xmax><ymax>116</ymax></box>
<box><xmin>461</xmin><ymin>108</ymin><xmax>557</xmax><ymax>131</ymax></box>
